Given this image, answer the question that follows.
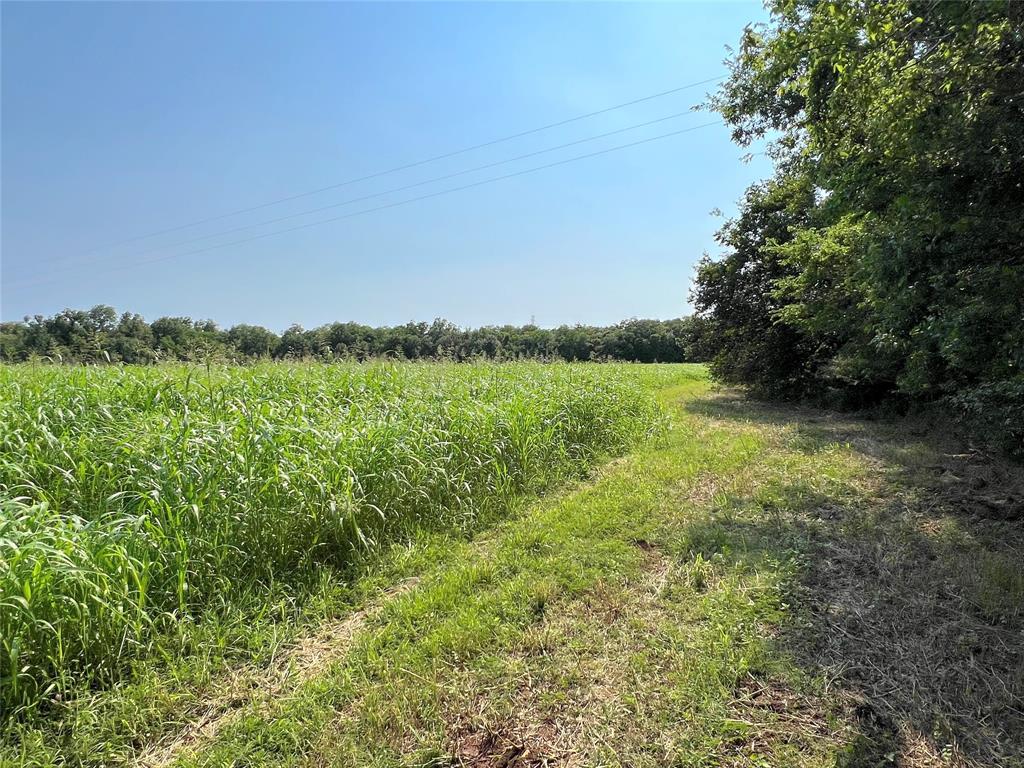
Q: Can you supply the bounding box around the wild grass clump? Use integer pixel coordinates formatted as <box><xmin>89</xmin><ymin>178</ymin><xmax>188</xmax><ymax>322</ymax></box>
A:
<box><xmin>0</xmin><ymin>362</ymin><xmax>672</xmax><ymax>718</ymax></box>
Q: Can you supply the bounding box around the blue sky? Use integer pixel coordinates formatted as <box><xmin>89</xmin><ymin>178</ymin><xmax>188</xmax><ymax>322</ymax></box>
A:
<box><xmin>1</xmin><ymin>1</ymin><xmax>770</xmax><ymax>330</ymax></box>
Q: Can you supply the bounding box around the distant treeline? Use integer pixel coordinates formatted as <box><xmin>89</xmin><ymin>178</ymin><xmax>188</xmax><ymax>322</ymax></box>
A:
<box><xmin>0</xmin><ymin>305</ymin><xmax>717</xmax><ymax>364</ymax></box>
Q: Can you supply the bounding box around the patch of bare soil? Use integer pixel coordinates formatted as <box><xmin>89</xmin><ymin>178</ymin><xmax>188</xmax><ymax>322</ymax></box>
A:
<box><xmin>135</xmin><ymin>578</ymin><xmax>419</xmax><ymax>768</ymax></box>
<box><xmin>926</xmin><ymin>449</ymin><xmax>1024</xmax><ymax>522</ymax></box>
<box><xmin>450</xmin><ymin>720</ymin><xmax>566</xmax><ymax>768</ymax></box>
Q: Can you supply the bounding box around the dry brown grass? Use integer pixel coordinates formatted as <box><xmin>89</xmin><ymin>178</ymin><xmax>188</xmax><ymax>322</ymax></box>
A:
<box><xmin>693</xmin><ymin>390</ymin><xmax>1024</xmax><ymax>767</ymax></box>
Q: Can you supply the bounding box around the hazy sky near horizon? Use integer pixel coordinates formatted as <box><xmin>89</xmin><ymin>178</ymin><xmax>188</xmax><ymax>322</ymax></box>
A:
<box><xmin>1</xmin><ymin>1</ymin><xmax>771</xmax><ymax>330</ymax></box>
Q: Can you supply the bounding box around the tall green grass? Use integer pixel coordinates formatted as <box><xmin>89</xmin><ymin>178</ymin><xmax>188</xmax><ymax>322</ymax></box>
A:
<box><xmin>0</xmin><ymin>362</ymin><xmax>673</xmax><ymax>718</ymax></box>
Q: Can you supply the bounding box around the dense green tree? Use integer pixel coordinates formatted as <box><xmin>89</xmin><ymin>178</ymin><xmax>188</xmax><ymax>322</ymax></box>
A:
<box><xmin>0</xmin><ymin>323</ymin><xmax>27</xmax><ymax>361</ymax></box>
<box><xmin>227</xmin><ymin>324</ymin><xmax>277</xmax><ymax>358</ymax></box>
<box><xmin>315</xmin><ymin>322</ymin><xmax>374</xmax><ymax>359</ymax></box>
<box><xmin>695</xmin><ymin>174</ymin><xmax>821</xmax><ymax>398</ymax></box>
<box><xmin>696</xmin><ymin>0</ymin><xmax>1024</xmax><ymax>448</ymax></box>
<box><xmin>109</xmin><ymin>312</ymin><xmax>156</xmax><ymax>363</ymax></box>
<box><xmin>277</xmin><ymin>324</ymin><xmax>313</xmax><ymax>359</ymax></box>
<box><xmin>21</xmin><ymin>316</ymin><xmax>59</xmax><ymax>360</ymax></box>
<box><xmin>150</xmin><ymin>317</ymin><xmax>196</xmax><ymax>359</ymax></box>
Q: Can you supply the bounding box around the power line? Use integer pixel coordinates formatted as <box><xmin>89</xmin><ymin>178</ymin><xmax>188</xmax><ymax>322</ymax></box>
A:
<box><xmin>96</xmin><ymin>110</ymin><xmax>699</xmax><ymax>264</ymax></box>
<box><xmin>65</xmin><ymin>75</ymin><xmax>725</xmax><ymax>257</ymax></box>
<box><xmin>17</xmin><ymin>120</ymin><xmax>722</xmax><ymax>288</ymax></box>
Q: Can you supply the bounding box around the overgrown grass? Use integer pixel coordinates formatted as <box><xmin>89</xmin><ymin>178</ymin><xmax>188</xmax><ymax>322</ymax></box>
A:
<box><xmin>0</xmin><ymin>362</ymin><xmax>679</xmax><ymax>721</ymax></box>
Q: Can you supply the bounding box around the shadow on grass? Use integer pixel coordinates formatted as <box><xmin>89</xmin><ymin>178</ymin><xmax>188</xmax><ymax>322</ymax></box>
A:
<box><xmin>682</xmin><ymin>391</ymin><xmax>1024</xmax><ymax>767</ymax></box>
<box><xmin>686</xmin><ymin>392</ymin><xmax>1024</xmax><ymax>522</ymax></box>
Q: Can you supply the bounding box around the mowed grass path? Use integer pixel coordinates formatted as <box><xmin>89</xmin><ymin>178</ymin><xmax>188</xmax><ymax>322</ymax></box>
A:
<box><xmin>7</xmin><ymin>369</ymin><xmax>1023</xmax><ymax>766</ymax></box>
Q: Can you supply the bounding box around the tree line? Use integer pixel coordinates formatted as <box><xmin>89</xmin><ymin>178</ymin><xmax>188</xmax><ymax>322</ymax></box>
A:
<box><xmin>695</xmin><ymin>0</ymin><xmax>1023</xmax><ymax>454</ymax></box>
<box><xmin>0</xmin><ymin>305</ymin><xmax>717</xmax><ymax>364</ymax></box>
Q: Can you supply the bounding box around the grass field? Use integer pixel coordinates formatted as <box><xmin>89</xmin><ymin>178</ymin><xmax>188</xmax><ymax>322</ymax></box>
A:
<box><xmin>0</xmin><ymin>363</ymin><xmax>676</xmax><ymax>723</ymax></box>
<box><xmin>2</xmin><ymin>363</ymin><xmax>1022</xmax><ymax>767</ymax></box>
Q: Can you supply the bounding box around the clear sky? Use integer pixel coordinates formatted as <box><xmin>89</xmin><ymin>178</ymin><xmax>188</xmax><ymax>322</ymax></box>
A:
<box><xmin>1</xmin><ymin>1</ymin><xmax>770</xmax><ymax>330</ymax></box>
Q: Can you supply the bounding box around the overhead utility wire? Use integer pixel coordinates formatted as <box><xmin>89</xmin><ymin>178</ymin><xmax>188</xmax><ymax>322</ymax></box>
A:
<box><xmin>116</xmin><ymin>110</ymin><xmax>699</xmax><ymax>261</ymax></box>
<box><xmin>68</xmin><ymin>75</ymin><xmax>725</xmax><ymax>255</ymax></box>
<box><xmin>18</xmin><ymin>120</ymin><xmax>722</xmax><ymax>288</ymax></box>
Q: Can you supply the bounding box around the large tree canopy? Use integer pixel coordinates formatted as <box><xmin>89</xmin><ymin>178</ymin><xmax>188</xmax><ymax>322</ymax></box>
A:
<box><xmin>695</xmin><ymin>0</ymin><xmax>1024</xmax><ymax>451</ymax></box>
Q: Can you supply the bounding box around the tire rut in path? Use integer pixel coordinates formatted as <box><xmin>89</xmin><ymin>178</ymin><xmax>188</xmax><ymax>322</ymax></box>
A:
<box><xmin>135</xmin><ymin>578</ymin><xmax>420</xmax><ymax>768</ymax></box>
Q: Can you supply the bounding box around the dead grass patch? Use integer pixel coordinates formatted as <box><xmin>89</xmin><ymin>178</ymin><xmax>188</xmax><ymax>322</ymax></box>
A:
<box><xmin>688</xmin><ymin>390</ymin><xmax>1024</xmax><ymax>766</ymax></box>
<box><xmin>720</xmin><ymin>674</ymin><xmax>849</xmax><ymax>766</ymax></box>
<box><xmin>793</xmin><ymin>518</ymin><xmax>1024</xmax><ymax>767</ymax></box>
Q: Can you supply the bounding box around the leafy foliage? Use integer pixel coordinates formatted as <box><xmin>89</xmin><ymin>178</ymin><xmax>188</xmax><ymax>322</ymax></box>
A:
<box><xmin>695</xmin><ymin>0</ymin><xmax>1024</xmax><ymax>450</ymax></box>
<box><xmin>0</xmin><ymin>307</ymin><xmax>716</xmax><ymax>364</ymax></box>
